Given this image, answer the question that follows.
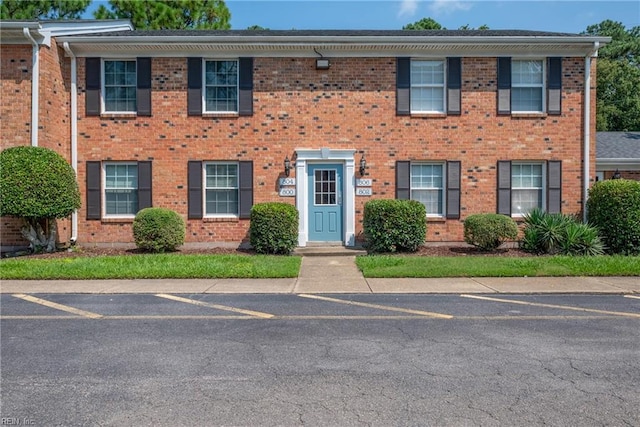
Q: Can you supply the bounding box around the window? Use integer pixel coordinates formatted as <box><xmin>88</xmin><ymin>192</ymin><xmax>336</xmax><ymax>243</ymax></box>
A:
<box><xmin>511</xmin><ymin>163</ymin><xmax>544</xmax><ymax>216</ymax></box>
<box><xmin>103</xmin><ymin>60</ymin><xmax>136</xmax><ymax>112</ymax></box>
<box><xmin>411</xmin><ymin>163</ymin><xmax>445</xmax><ymax>216</ymax></box>
<box><xmin>205</xmin><ymin>163</ymin><xmax>239</xmax><ymax>216</ymax></box>
<box><xmin>204</xmin><ymin>60</ymin><xmax>238</xmax><ymax>113</ymax></box>
<box><xmin>511</xmin><ymin>60</ymin><xmax>544</xmax><ymax>113</ymax></box>
<box><xmin>410</xmin><ymin>60</ymin><xmax>445</xmax><ymax>113</ymax></box>
<box><xmin>104</xmin><ymin>163</ymin><xmax>138</xmax><ymax>216</ymax></box>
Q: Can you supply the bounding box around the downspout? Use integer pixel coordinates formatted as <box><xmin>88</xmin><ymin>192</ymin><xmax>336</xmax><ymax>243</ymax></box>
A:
<box><xmin>583</xmin><ymin>41</ymin><xmax>599</xmax><ymax>222</ymax></box>
<box><xmin>23</xmin><ymin>28</ymin><xmax>39</xmax><ymax>147</ymax></box>
<box><xmin>63</xmin><ymin>42</ymin><xmax>78</xmax><ymax>243</ymax></box>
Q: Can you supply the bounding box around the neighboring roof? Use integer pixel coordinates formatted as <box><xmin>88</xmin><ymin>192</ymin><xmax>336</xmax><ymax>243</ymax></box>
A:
<box><xmin>56</xmin><ymin>27</ymin><xmax>610</xmax><ymax>58</ymax></box>
<box><xmin>596</xmin><ymin>132</ymin><xmax>640</xmax><ymax>170</ymax></box>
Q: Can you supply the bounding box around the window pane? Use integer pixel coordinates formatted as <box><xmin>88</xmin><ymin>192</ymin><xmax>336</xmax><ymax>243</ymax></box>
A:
<box><xmin>103</xmin><ymin>60</ymin><xmax>136</xmax><ymax>112</ymax></box>
<box><xmin>512</xmin><ymin>87</ymin><xmax>543</xmax><ymax>112</ymax></box>
<box><xmin>411</xmin><ymin>164</ymin><xmax>444</xmax><ymax>215</ymax></box>
<box><xmin>205</xmin><ymin>60</ymin><xmax>238</xmax><ymax>113</ymax></box>
<box><xmin>512</xmin><ymin>189</ymin><xmax>542</xmax><ymax>215</ymax></box>
<box><xmin>410</xmin><ymin>60</ymin><xmax>445</xmax><ymax>113</ymax></box>
<box><xmin>512</xmin><ymin>163</ymin><xmax>543</xmax><ymax>215</ymax></box>
<box><xmin>205</xmin><ymin>163</ymin><xmax>239</xmax><ymax>215</ymax></box>
<box><xmin>206</xmin><ymin>189</ymin><xmax>239</xmax><ymax>215</ymax></box>
<box><xmin>412</xmin><ymin>189</ymin><xmax>443</xmax><ymax>216</ymax></box>
<box><xmin>411</xmin><ymin>87</ymin><xmax>444</xmax><ymax>112</ymax></box>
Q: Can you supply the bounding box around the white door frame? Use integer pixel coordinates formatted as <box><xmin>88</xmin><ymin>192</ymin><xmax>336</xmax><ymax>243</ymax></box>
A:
<box><xmin>295</xmin><ymin>148</ymin><xmax>356</xmax><ymax>247</ymax></box>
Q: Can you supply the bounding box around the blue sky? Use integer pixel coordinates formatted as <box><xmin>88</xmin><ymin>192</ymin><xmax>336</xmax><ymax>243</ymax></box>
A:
<box><xmin>87</xmin><ymin>1</ymin><xmax>639</xmax><ymax>33</ymax></box>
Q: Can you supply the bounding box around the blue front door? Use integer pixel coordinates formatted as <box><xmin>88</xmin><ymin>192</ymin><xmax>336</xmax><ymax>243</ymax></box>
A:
<box><xmin>308</xmin><ymin>164</ymin><xmax>343</xmax><ymax>242</ymax></box>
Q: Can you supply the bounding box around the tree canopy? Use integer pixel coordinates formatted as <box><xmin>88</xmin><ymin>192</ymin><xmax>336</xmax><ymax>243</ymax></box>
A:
<box><xmin>93</xmin><ymin>0</ymin><xmax>231</xmax><ymax>30</ymax></box>
<box><xmin>403</xmin><ymin>17</ymin><xmax>489</xmax><ymax>31</ymax></box>
<box><xmin>0</xmin><ymin>0</ymin><xmax>90</xmax><ymax>20</ymax></box>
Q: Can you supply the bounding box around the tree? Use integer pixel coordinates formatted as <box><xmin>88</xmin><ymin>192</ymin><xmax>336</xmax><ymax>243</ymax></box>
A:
<box><xmin>403</xmin><ymin>17</ymin><xmax>444</xmax><ymax>30</ymax></box>
<box><xmin>458</xmin><ymin>24</ymin><xmax>490</xmax><ymax>30</ymax></box>
<box><xmin>0</xmin><ymin>147</ymin><xmax>81</xmax><ymax>253</ymax></box>
<box><xmin>0</xmin><ymin>0</ymin><xmax>90</xmax><ymax>20</ymax></box>
<box><xmin>583</xmin><ymin>20</ymin><xmax>640</xmax><ymax>131</ymax></box>
<box><xmin>93</xmin><ymin>0</ymin><xmax>231</xmax><ymax>30</ymax></box>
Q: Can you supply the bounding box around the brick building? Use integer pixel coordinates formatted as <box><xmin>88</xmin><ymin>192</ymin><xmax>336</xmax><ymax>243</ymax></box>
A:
<box><xmin>596</xmin><ymin>132</ymin><xmax>640</xmax><ymax>181</ymax></box>
<box><xmin>1</xmin><ymin>22</ymin><xmax>610</xmax><ymax>250</ymax></box>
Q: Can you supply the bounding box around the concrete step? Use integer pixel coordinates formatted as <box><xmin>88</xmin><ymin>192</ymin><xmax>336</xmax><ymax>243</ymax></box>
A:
<box><xmin>293</xmin><ymin>246</ymin><xmax>367</xmax><ymax>257</ymax></box>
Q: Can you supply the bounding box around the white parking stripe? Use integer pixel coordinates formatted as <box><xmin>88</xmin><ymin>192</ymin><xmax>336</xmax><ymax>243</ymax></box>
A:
<box><xmin>12</xmin><ymin>294</ymin><xmax>103</xmax><ymax>319</ymax></box>
<box><xmin>155</xmin><ymin>294</ymin><xmax>274</xmax><ymax>318</ymax></box>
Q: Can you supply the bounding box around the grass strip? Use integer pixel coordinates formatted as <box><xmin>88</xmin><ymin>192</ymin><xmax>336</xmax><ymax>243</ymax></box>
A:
<box><xmin>355</xmin><ymin>255</ymin><xmax>640</xmax><ymax>278</ymax></box>
<box><xmin>0</xmin><ymin>254</ymin><xmax>301</xmax><ymax>280</ymax></box>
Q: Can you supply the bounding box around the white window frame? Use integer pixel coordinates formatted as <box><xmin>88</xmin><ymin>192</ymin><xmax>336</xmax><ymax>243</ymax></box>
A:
<box><xmin>410</xmin><ymin>59</ymin><xmax>446</xmax><ymax>114</ymax></box>
<box><xmin>410</xmin><ymin>162</ymin><xmax>446</xmax><ymax>218</ymax></box>
<box><xmin>511</xmin><ymin>162</ymin><xmax>546</xmax><ymax>217</ymax></box>
<box><xmin>103</xmin><ymin>162</ymin><xmax>138</xmax><ymax>218</ymax></box>
<box><xmin>203</xmin><ymin>59</ymin><xmax>239</xmax><ymax>114</ymax></box>
<box><xmin>203</xmin><ymin>162</ymin><xmax>239</xmax><ymax>218</ymax></box>
<box><xmin>101</xmin><ymin>59</ymin><xmax>137</xmax><ymax>114</ymax></box>
<box><xmin>511</xmin><ymin>59</ymin><xmax>546</xmax><ymax>113</ymax></box>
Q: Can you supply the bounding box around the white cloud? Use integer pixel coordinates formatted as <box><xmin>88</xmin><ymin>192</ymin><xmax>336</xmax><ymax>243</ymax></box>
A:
<box><xmin>429</xmin><ymin>0</ymin><xmax>472</xmax><ymax>16</ymax></box>
<box><xmin>398</xmin><ymin>0</ymin><xmax>419</xmax><ymax>17</ymax></box>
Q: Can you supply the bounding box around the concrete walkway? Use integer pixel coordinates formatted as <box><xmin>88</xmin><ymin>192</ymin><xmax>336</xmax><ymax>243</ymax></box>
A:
<box><xmin>1</xmin><ymin>255</ymin><xmax>639</xmax><ymax>294</ymax></box>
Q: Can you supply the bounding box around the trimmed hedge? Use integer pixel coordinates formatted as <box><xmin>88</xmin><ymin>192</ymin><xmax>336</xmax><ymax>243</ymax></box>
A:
<box><xmin>363</xmin><ymin>199</ymin><xmax>426</xmax><ymax>253</ymax></box>
<box><xmin>587</xmin><ymin>179</ymin><xmax>640</xmax><ymax>255</ymax></box>
<box><xmin>249</xmin><ymin>202</ymin><xmax>298</xmax><ymax>255</ymax></box>
<box><xmin>133</xmin><ymin>208</ymin><xmax>185</xmax><ymax>253</ymax></box>
<box><xmin>463</xmin><ymin>213</ymin><xmax>518</xmax><ymax>251</ymax></box>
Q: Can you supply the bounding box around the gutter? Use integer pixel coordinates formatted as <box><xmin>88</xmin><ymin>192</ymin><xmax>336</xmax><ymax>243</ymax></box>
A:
<box><xmin>63</xmin><ymin>42</ymin><xmax>79</xmax><ymax>244</ymax></box>
<box><xmin>583</xmin><ymin>41</ymin><xmax>600</xmax><ymax>222</ymax></box>
<box><xmin>23</xmin><ymin>27</ymin><xmax>39</xmax><ymax>147</ymax></box>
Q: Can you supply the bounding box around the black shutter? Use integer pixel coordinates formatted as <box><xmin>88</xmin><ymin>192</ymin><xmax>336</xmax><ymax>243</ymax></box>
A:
<box><xmin>446</xmin><ymin>161</ymin><xmax>461</xmax><ymax>219</ymax></box>
<box><xmin>497</xmin><ymin>57</ymin><xmax>511</xmax><ymax>115</ymax></box>
<box><xmin>238</xmin><ymin>161</ymin><xmax>253</xmax><ymax>219</ymax></box>
<box><xmin>137</xmin><ymin>57</ymin><xmax>152</xmax><ymax>116</ymax></box>
<box><xmin>187</xmin><ymin>161</ymin><xmax>203</xmax><ymax>219</ymax></box>
<box><xmin>396</xmin><ymin>58</ymin><xmax>411</xmax><ymax>116</ymax></box>
<box><xmin>547</xmin><ymin>57</ymin><xmax>562</xmax><ymax>115</ymax></box>
<box><xmin>497</xmin><ymin>160</ymin><xmax>512</xmax><ymax>215</ymax></box>
<box><xmin>86</xmin><ymin>161</ymin><xmax>101</xmax><ymax>219</ymax></box>
<box><xmin>238</xmin><ymin>58</ymin><xmax>253</xmax><ymax>116</ymax></box>
<box><xmin>447</xmin><ymin>57</ymin><xmax>462</xmax><ymax>115</ymax></box>
<box><xmin>547</xmin><ymin>160</ymin><xmax>562</xmax><ymax>213</ymax></box>
<box><xmin>396</xmin><ymin>161</ymin><xmax>410</xmax><ymax>200</ymax></box>
<box><xmin>187</xmin><ymin>58</ymin><xmax>202</xmax><ymax>116</ymax></box>
<box><xmin>137</xmin><ymin>161</ymin><xmax>152</xmax><ymax>211</ymax></box>
<box><xmin>85</xmin><ymin>58</ymin><xmax>101</xmax><ymax>116</ymax></box>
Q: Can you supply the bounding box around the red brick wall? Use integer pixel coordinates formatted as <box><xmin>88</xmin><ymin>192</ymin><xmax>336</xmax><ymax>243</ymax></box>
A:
<box><xmin>603</xmin><ymin>171</ymin><xmax>640</xmax><ymax>181</ymax></box>
<box><xmin>74</xmin><ymin>56</ymin><xmax>592</xmax><ymax>244</ymax></box>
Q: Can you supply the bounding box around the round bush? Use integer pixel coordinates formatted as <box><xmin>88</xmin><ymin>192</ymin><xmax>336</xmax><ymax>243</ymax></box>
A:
<box><xmin>133</xmin><ymin>208</ymin><xmax>185</xmax><ymax>253</ymax></box>
<box><xmin>249</xmin><ymin>202</ymin><xmax>298</xmax><ymax>255</ymax></box>
<box><xmin>0</xmin><ymin>146</ymin><xmax>80</xmax><ymax>219</ymax></box>
<box><xmin>587</xmin><ymin>179</ymin><xmax>640</xmax><ymax>255</ymax></box>
<box><xmin>363</xmin><ymin>199</ymin><xmax>426</xmax><ymax>253</ymax></box>
<box><xmin>463</xmin><ymin>213</ymin><xmax>518</xmax><ymax>251</ymax></box>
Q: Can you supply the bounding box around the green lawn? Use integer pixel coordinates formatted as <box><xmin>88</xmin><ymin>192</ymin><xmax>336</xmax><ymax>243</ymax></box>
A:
<box><xmin>0</xmin><ymin>254</ymin><xmax>301</xmax><ymax>280</ymax></box>
<box><xmin>356</xmin><ymin>255</ymin><xmax>640</xmax><ymax>278</ymax></box>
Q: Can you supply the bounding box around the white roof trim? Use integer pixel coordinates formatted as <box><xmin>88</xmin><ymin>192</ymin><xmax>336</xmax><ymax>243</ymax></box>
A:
<box><xmin>0</xmin><ymin>20</ymin><xmax>132</xmax><ymax>47</ymax></box>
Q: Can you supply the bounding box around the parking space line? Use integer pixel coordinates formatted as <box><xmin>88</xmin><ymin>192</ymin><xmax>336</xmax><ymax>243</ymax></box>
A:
<box><xmin>624</xmin><ymin>295</ymin><xmax>640</xmax><ymax>300</ymax></box>
<box><xmin>298</xmin><ymin>294</ymin><xmax>453</xmax><ymax>319</ymax></box>
<box><xmin>155</xmin><ymin>294</ymin><xmax>274</xmax><ymax>319</ymax></box>
<box><xmin>461</xmin><ymin>294</ymin><xmax>640</xmax><ymax>319</ymax></box>
<box><xmin>11</xmin><ymin>294</ymin><xmax>103</xmax><ymax>319</ymax></box>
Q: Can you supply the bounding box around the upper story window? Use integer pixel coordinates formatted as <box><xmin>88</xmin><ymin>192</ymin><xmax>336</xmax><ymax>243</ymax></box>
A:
<box><xmin>511</xmin><ymin>60</ymin><xmax>545</xmax><ymax>113</ymax></box>
<box><xmin>205</xmin><ymin>162</ymin><xmax>239</xmax><ymax>216</ymax></box>
<box><xmin>104</xmin><ymin>163</ymin><xmax>138</xmax><ymax>216</ymax></box>
<box><xmin>411</xmin><ymin>163</ymin><xmax>445</xmax><ymax>217</ymax></box>
<box><xmin>204</xmin><ymin>60</ymin><xmax>238</xmax><ymax>113</ymax></box>
<box><xmin>410</xmin><ymin>60</ymin><xmax>446</xmax><ymax>113</ymax></box>
<box><xmin>103</xmin><ymin>60</ymin><xmax>137</xmax><ymax>113</ymax></box>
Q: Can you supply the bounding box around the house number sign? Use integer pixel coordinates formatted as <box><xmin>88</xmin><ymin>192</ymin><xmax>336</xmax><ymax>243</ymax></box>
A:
<box><xmin>356</xmin><ymin>178</ymin><xmax>372</xmax><ymax>197</ymax></box>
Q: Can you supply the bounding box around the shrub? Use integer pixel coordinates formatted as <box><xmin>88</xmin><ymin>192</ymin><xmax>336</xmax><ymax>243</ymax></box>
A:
<box><xmin>463</xmin><ymin>214</ymin><xmax>518</xmax><ymax>251</ymax></box>
<box><xmin>249</xmin><ymin>202</ymin><xmax>298</xmax><ymax>255</ymax></box>
<box><xmin>0</xmin><ymin>146</ymin><xmax>81</xmax><ymax>252</ymax></box>
<box><xmin>363</xmin><ymin>199</ymin><xmax>426</xmax><ymax>253</ymax></box>
<box><xmin>133</xmin><ymin>208</ymin><xmax>185</xmax><ymax>253</ymax></box>
<box><xmin>587</xmin><ymin>179</ymin><xmax>640</xmax><ymax>255</ymax></box>
<box><xmin>521</xmin><ymin>208</ymin><xmax>604</xmax><ymax>256</ymax></box>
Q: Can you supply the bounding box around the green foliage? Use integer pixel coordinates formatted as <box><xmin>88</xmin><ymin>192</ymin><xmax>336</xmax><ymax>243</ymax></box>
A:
<box><xmin>587</xmin><ymin>179</ymin><xmax>640</xmax><ymax>255</ymax></box>
<box><xmin>521</xmin><ymin>209</ymin><xmax>604</xmax><ymax>256</ymax></box>
<box><xmin>363</xmin><ymin>199</ymin><xmax>426</xmax><ymax>253</ymax></box>
<box><xmin>249</xmin><ymin>202</ymin><xmax>298</xmax><ymax>255</ymax></box>
<box><xmin>133</xmin><ymin>208</ymin><xmax>185</xmax><ymax>253</ymax></box>
<box><xmin>0</xmin><ymin>146</ymin><xmax>81</xmax><ymax>220</ymax></box>
<box><xmin>463</xmin><ymin>214</ymin><xmax>518</xmax><ymax>251</ymax></box>
<box><xmin>94</xmin><ymin>0</ymin><xmax>231</xmax><ymax>30</ymax></box>
<box><xmin>403</xmin><ymin>17</ymin><xmax>443</xmax><ymax>30</ymax></box>
<box><xmin>1</xmin><ymin>0</ymin><xmax>90</xmax><ymax>19</ymax></box>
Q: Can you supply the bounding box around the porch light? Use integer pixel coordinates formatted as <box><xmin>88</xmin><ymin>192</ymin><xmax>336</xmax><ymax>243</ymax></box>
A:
<box><xmin>284</xmin><ymin>155</ymin><xmax>292</xmax><ymax>177</ymax></box>
<box><xmin>612</xmin><ymin>169</ymin><xmax>622</xmax><ymax>179</ymax></box>
<box><xmin>359</xmin><ymin>153</ymin><xmax>366</xmax><ymax>176</ymax></box>
<box><xmin>316</xmin><ymin>59</ymin><xmax>330</xmax><ymax>70</ymax></box>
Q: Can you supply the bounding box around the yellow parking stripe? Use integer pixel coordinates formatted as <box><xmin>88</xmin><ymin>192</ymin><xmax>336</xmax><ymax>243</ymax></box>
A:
<box><xmin>298</xmin><ymin>294</ymin><xmax>453</xmax><ymax>319</ymax></box>
<box><xmin>624</xmin><ymin>295</ymin><xmax>640</xmax><ymax>300</ymax></box>
<box><xmin>11</xmin><ymin>294</ymin><xmax>103</xmax><ymax>319</ymax></box>
<box><xmin>461</xmin><ymin>294</ymin><xmax>640</xmax><ymax>319</ymax></box>
<box><xmin>155</xmin><ymin>294</ymin><xmax>274</xmax><ymax>319</ymax></box>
